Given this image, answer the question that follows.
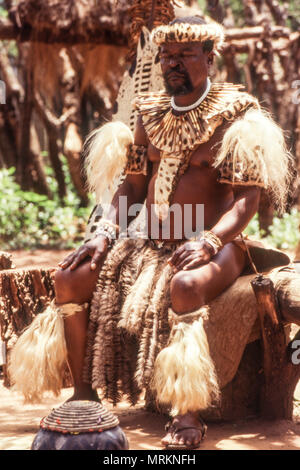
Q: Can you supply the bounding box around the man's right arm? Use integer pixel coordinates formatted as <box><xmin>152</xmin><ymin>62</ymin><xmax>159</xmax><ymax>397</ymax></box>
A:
<box><xmin>59</xmin><ymin>116</ymin><xmax>150</xmax><ymax>271</ymax></box>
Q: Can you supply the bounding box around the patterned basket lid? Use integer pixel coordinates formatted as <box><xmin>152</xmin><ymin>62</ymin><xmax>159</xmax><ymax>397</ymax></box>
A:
<box><xmin>40</xmin><ymin>401</ymin><xmax>119</xmax><ymax>434</ymax></box>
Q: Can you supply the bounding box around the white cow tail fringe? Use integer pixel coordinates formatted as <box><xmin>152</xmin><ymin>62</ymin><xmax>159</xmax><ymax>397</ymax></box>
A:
<box><xmin>151</xmin><ymin>305</ymin><xmax>220</xmax><ymax>417</ymax></box>
<box><xmin>8</xmin><ymin>302</ymin><xmax>88</xmax><ymax>403</ymax></box>
<box><xmin>84</xmin><ymin>121</ymin><xmax>133</xmax><ymax>204</ymax></box>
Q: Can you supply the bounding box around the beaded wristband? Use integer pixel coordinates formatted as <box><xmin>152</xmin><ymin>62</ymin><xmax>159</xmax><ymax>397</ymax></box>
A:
<box><xmin>95</xmin><ymin>219</ymin><xmax>120</xmax><ymax>247</ymax></box>
<box><xmin>198</xmin><ymin>231</ymin><xmax>223</xmax><ymax>256</ymax></box>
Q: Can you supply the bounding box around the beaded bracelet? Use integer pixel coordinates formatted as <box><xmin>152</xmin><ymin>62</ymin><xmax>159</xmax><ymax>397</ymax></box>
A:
<box><xmin>95</xmin><ymin>219</ymin><xmax>120</xmax><ymax>247</ymax></box>
<box><xmin>198</xmin><ymin>231</ymin><xmax>223</xmax><ymax>256</ymax></box>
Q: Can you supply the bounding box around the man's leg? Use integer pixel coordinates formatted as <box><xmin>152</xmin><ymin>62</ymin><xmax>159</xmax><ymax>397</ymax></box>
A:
<box><xmin>162</xmin><ymin>242</ymin><xmax>246</xmax><ymax>448</ymax></box>
<box><xmin>54</xmin><ymin>259</ymin><xmax>103</xmax><ymax>401</ymax></box>
<box><xmin>170</xmin><ymin>242</ymin><xmax>246</xmax><ymax>314</ymax></box>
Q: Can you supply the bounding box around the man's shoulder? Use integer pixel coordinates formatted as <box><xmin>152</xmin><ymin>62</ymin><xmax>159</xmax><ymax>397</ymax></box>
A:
<box><xmin>207</xmin><ymin>82</ymin><xmax>260</xmax><ymax>122</ymax></box>
<box><xmin>134</xmin><ymin>90</ymin><xmax>170</xmax><ymax>113</ymax></box>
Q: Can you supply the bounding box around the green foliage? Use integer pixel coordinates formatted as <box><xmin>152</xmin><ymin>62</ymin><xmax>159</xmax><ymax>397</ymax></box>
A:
<box><xmin>226</xmin><ymin>0</ymin><xmax>244</xmax><ymax>25</ymax></box>
<box><xmin>244</xmin><ymin>209</ymin><xmax>300</xmax><ymax>251</ymax></box>
<box><xmin>6</xmin><ymin>40</ymin><xmax>18</xmax><ymax>59</ymax></box>
<box><xmin>0</xmin><ymin>7</ymin><xmax>7</xmax><ymax>17</ymax></box>
<box><xmin>0</xmin><ymin>165</ymin><xmax>93</xmax><ymax>250</ymax></box>
<box><xmin>197</xmin><ymin>0</ymin><xmax>206</xmax><ymax>12</ymax></box>
<box><xmin>0</xmin><ymin>0</ymin><xmax>8</xmax><ymax>18</ymax></box>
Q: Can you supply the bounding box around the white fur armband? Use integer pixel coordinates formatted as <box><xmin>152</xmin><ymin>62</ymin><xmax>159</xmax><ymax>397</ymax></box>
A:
<box><xmin>214</xmin><ymin>108</ymin><xmax>293</xmax><ymax>212</ymax></box>
<box><xmin>84</xmin><ymin>121</ymin><xmax>134</xmax><ymax>203</ymax></box>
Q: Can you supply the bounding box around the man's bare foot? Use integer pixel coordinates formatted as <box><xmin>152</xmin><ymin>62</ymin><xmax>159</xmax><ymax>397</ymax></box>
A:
<box><xmin>161</xmin><ymin>412</ymin><xmax>207</xmax><ymax>449</ymax></box>
<box><xmin>66</xmin><ymin>385</ymin><xmax>100</xmax><ymax>403</ymax></box>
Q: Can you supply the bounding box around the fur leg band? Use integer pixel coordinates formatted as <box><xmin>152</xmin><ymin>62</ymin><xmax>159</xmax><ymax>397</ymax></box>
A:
<box><xmin>8</xmin><ymin>301</ymin><xmax>88</xmax><ymax>403</ymax></box>
<box><xmin>151</xmin><ymin>305</ymin><xmax>220</xmax><ymax>417</ymax></box>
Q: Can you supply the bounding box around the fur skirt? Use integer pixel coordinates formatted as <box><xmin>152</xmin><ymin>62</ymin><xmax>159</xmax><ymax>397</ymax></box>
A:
<box><xmin>82</xmin><ymin>238</ymin><xmax>184</xmax><ymax>405</ymax></box>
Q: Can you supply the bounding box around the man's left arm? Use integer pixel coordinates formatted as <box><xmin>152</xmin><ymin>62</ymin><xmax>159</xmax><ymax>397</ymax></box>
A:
<box><xmin>169</xmin><ymin>185</ymin><xmax>261</xmax><ymax>272</ymax></box>
<box><xmin>170</xmin><ymin>103</ymin><xmax>292</xmax><ymax>272</ymax></box>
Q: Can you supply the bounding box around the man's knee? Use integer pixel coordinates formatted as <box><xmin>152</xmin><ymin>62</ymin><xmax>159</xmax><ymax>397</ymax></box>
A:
<box><xmin>170</xmin><ymin>271</ymin><xmax>205</xmax><ymax>313</ymax></box>
<box><xmin>54</xmin><ymin>268</ymin><xmax>78</xmax><ymax>303</ymax></box>
<box><xmin>55</xmin><ymin>260</ymin><xmax>101</xmax><ymax>304</ymax></box>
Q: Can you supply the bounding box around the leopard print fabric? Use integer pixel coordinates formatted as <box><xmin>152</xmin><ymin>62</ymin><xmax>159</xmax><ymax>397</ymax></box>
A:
<box><xmin>217</xmin><ymin>155</ymin><xmax>266</xmax><ymax>188</ymax></box>
<box><xmin>151</xmin><ymin>22</ymin><xmax>225</xmax><ymax>53</ymax></box>
<box><xmin>125</xmin><ymin>144</ymin><xmax>148</xmax><ymax>175</ymax></box>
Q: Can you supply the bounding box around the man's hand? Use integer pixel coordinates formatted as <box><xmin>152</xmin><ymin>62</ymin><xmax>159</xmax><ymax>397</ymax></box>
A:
<box><xmin>168</xmin><ymin>240</ymin><xmax>215</xmax><ymax>272</ymax></box>
<box><xmin>58</xmin><ymin>235</ymin><xmax>109</xmax><ymax>271</ymax></box>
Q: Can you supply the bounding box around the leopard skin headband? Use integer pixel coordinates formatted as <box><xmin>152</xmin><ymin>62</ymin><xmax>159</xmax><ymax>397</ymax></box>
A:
<box><xmin>151</xmin><ymin>21</ymin><xmax>225</xmax><ymax>53</ymax></box>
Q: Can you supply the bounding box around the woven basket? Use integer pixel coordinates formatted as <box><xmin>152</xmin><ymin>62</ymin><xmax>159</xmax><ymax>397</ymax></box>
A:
<box><xmin>40</xmin><ymin>400</ymin><xmax>119</xmax><ymax>434</ymax></box>
<box><xmin>32</xmin><ymin>401</ymin><xmax>129</xmax><ymax>450</ymax></box>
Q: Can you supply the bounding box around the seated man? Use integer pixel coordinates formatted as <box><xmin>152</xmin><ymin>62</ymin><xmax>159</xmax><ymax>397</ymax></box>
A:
<box><xmin>10</xmin><ymin>17</ymin><xmax>293</xmax><ymax>450</ymax></box>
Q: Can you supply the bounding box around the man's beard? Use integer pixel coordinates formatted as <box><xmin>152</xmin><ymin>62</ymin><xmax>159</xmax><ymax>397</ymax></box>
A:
<box><xmin>163</xmin><ymin>68</ymin><xmax>194</xmax><ymax>96</ymax></box>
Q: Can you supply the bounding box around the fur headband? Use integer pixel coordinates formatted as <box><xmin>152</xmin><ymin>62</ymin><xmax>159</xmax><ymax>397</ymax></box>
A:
<box><xmin>151</xmin><ymin>21</ymin><xmax>225</xmax><ymax>53</ymax></box>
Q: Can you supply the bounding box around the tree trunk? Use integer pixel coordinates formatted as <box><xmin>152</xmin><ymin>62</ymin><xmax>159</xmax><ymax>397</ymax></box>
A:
<box><xmin>243</xmin><ymin>0</ymin><xmax>260</xmax><ymax>26</ymax></box>
<box><xmin>16</xmin><ymin>48</ymin><xmax>34</xmax><ymax>188</ymax></box>
<box><xmin>0</xmin><ymin>44</ymin><xmax>21</xmax><ymax>168</ymax></box>
<box><xmin>59</xmin><ymin>49</ymin><xmax>88</xmax><ymax>205</ymax></box>
<box><xmin>265</xmin><ymin>0</ymin><xmax>288</xmax><ymax>26</ymax></box>
<box><xmin>16</xmin><ymin>47</ymin><xmax>51</xmax><ymax>196</ymax></box>
<box><xmin>34</xmin><ymin>91</ymin><xmax>67</xmax><ymax>200</ymax></box>
<box><xmin>47</xmin><ymin>126</ymin><xmax>66</xmax><ymax>200</ymax></box>
<box><xmin>222</xmin><ymin>46</ymin><xmax>242</xmax><ymax>83</ymax></box>
<box><xmin>0</xmin><ymin>252</ymin><xmax>14</xmax><ymax>270</ymax></box>
<box><xmin>205</xmin><ymin>0</ymin><xmax>225</xmax><ymax>23</ymax></box>
<box><xmin>0</xmin><ymin>268</ymin><xmax>55</xmax><ymax>347</ymax></box>
<box><xmin>0</xmin><ymin>108</ymin><xmax>18</xmax><ymax>168</ymax></box>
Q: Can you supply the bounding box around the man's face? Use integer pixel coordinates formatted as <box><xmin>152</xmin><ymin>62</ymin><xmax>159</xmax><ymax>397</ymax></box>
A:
<box><xmin>159</xmin><ymin>42</ymin><xmax>212</xmax><ymax>96</ymax></box>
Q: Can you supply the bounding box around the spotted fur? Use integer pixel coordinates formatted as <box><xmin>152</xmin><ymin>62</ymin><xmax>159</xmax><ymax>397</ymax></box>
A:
<box><xmin>218</xmin><ymin>157</ymin><xmax>265</xmax><ymax>187</ymax></box>
<box><xmin>125</xmin><ymin>144</ymin><xmax>148</xmax><ymax>175</ymax></box>
<box><xmin>151</xmin><ymin>22</ymin><xmax>225</xmax><ymax>53</ymax></box>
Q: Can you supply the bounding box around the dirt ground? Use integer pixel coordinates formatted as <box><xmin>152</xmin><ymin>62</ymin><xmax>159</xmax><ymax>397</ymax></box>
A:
<box><xmin>1</xmin><ymin>249</ymin><xmax>300</xmax><ymax>451</ymax></box>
